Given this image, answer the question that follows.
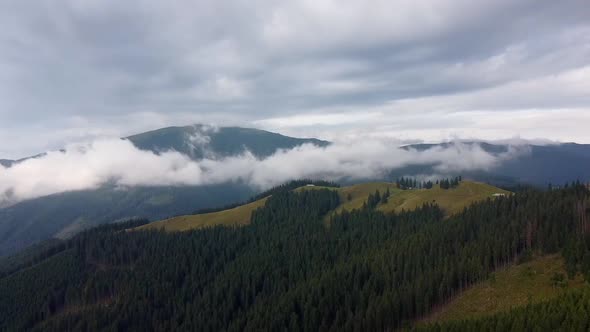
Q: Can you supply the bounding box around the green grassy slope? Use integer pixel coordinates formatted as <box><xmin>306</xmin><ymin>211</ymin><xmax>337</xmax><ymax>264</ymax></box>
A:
<box><xmin>419</xmin><ymin>254</ymin><xmax>587</xmax><ymax>325</ymax></box>
<box><xmin>136</xmin><ymin>198</ymin><xmax>269</xmax><ymax>232</ymax></box>
<box><xmin>139</xmin><ymin>180</ymin><xmax>508</xmax><ymax>232</ymax></box>
<box><xmin>138</xmin><ymin>185</ymin><xmax>337</xmax><ymax>232</ymax></box>
<box><xmin>380</xmin><ymin>181</ymin><xmax>511</xmax><ymax>216</ymax></box>
<box><xmin>324</xmin><ymin>180</ymin><xmax>509</xmax><ymax>222</ymax></box>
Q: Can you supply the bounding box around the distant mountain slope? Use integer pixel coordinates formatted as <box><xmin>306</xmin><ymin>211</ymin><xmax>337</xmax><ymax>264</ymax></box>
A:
<box><xmin>0</xmin><ymin>126</ymin><xmax>328</xmax><ymax>167</ymax></box>
<box><xmin>0</xmin><ymin>125</ymin><xmax>328</xmax><ymax>256</ymax></box>
<box><xmin>143</xmin><ymin>180</ymin><xmax>508</xmax><ymax>232</ymax></box>
<box><xmin>0</xmin><ymin>184</ymin><xmax>255</xmax><ymax>256</ymax></box>
<box><xmin>0</xmin><ymin>153</ymin><xmax>49</xmax><ymax>169</ymax></box>
<box><xmin>403</xmin><ymin>142</ymin><xmax>590</xmax><ymax>186</ymax></box>
<box><xmin>495</xmin><ymin>143</ymin><xmax>590</xmax><ymax>186</ymax></box>
<box><xmin>126</xmin><ymin>125</ymin><xmax>329</xmax><ymax>159</ymax></box>
<box><xmin>2</xmin><ymin>126</ymin><xmax>590</xmax><ymax>257</ymax></box>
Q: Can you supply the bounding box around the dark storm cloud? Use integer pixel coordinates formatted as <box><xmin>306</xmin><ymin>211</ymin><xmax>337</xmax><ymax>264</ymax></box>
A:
<box><xmin>0</xmin><ymin>0</ymin><xmax>589</xmax><ymax>157</ymax></box>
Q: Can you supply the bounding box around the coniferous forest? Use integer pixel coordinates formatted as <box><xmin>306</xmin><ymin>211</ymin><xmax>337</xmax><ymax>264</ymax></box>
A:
<box><xmin>1</xmin><ymin>184</ymin><xmax>590</xmax><ymax>331</ymax></box>
<box><xmin>3</xmin><ymin>1</ymin><xmax>590</xmax><ymax>330</ymax></box>
<box><xmin>396</xmin><ymin>177</ymin><xmax>461</xmax><ymax>190</ymax></box>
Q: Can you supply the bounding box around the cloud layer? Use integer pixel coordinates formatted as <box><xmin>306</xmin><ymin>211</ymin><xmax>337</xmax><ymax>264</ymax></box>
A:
<box><xmin>0</xmin><ymin>138</ymin><xmax>526</xmax><ymax>205</ymax></box>
<box><xmin>0</xmin><ymin>0</ymin><xmax>589</xmax><ymax>158</ymax></box>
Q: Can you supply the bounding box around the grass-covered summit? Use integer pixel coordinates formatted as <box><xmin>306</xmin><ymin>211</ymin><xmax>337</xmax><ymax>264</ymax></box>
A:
<box><xmin>139</xmin><ymin>180</ymin><xmax>510</xmax><ymax>232</ymax></box>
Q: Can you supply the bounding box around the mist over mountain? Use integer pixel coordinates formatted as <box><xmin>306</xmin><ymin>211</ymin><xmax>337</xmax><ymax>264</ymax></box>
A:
<box><xmin>401</xmin><ymin>142</ymin><xmax>590</xmax><ymax>186</ymax></box>
<box><xmin>0</xmin><ymin>125</ymin><xmax>521</xmax><ymax>207</ymax></box>
<box><xmin>0</xmin><ymin>125</ymin><xmax>329</xmax><ymax>255</ymax></box>
<box><xmin>1</xmin><ymin>125</ymin><xmax>589</xmax><ymax>256</ymax></box>
<box><xmin>127</xmin><ymin>125</ymin><xmax>329</xmax><ymax>159</ymax></box>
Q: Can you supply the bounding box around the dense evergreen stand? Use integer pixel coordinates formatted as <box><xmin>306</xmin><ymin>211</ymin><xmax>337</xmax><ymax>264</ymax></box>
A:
<box><xmin>0</xmin><ymin>184</ymin><xmax>588</xmax><ymax>331</ymax></box>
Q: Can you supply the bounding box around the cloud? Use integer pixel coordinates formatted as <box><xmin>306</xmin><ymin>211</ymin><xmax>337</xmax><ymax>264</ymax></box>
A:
<box><xmin>202</xmin><ymin>140</ymin><xmax>525</xmax><ymax>189</ymax></box>
<box><xmin>185</xmin><ymin>124</ymin><xmax>217</xmax><ymax>158</ymax></box>
<box><xmin>0</xmin><ymin>139</ymin><xmax>204</xmax><ymax>204</ymax></box>
<box><xmin>0</xmin><ymin>137</ymin><xmax>527</xmax><ymax>205</ymax></box>
<box><xmin>254</xmin><ymin>112</ymin><xmax>384</xmax><ymax>128</ymax></box>
<box><xmin>0</xmin><ymin>0</ymin><xmax>589</xmax><ymax>157</ymax></box>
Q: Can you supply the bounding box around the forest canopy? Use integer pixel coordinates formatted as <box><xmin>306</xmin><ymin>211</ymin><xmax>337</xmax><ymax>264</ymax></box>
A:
<box><xmin>0</xmin><ymin>184</ymin><xmax>589</xmax><ymax>331</ymax></box>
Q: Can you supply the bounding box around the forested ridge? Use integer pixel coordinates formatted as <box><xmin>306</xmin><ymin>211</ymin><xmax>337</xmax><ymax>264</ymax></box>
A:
<box><xmin>1</xmin><ymin>184</ymin><xmax>589</xmax><ymax>331</ymax></box>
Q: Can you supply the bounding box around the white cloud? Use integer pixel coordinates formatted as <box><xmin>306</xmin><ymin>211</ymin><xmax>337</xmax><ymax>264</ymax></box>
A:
<box><xmin>0</xmin><ymin>139</ymin><xmax>204</xmax><ymax>203</ymax></box>
<box><xmin>191</xmin><ymin>76</ymin><xmax>250</xmax><ymax>101</ymax></box>
<box><xmin>0</xmin><ymin>137</ymin><xmax>526</xmax><ymax>205</ymax></box>
<box><xmin>203</xmin><ymin>140</ymin><xmax>522</xmax><ymax>189</ymax></box>
<box><xmin>254</xmin><ymin>112</ymin><xmax>383</xmax><ymax>128</ymax></box>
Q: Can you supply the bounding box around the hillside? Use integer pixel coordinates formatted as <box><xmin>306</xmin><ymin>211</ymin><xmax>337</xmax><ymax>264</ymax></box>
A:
<box><xmin>127</xmin><ymin>125</ymin><xmax>329</xmax><ymax>159</ymax></box>
<box><xmin>379</xmin><ymin>181</ymin><xmax>511</xmax><ymax>216</ymax></box>
<box><xmin>403</xmin><ymin>142</ymin><xmax>590</xmax><ymax>186</ymax></box>
<box><xmin>1</xmin><ymin>185</ymin><xmax>588</xmax><ymax>331</ymax></box>
<box><xmin>0</xmin><ymin>183</ymin><xmax>255</xmax><ymax>256</ymax></box>
<box><xmin>143</xmin><ymin>180</ymin><xmax>509</xmax><ymax>232</ymax></box>
<box><xmin>419</xmin><ymin>254</ymin><xmax>587</xmax><ymax>325</ymax></box>
<box><xmin>329</xmin><ymin>182</ymin><xmax>402</xmax><ymax>214</ymax></box>
<box><xmin>0</xmin><ymin>126</ymin><xmax>328</xmax><ymax>256</ymax></box>
<box><xmin>416</xmin><ymin>287</ymin><xmax>590</xmax><ymax>331</ymax></box>
<box><xmin>3</xmin><ymin>124</ymin><xmax>590</xmax><ymax>257</ymax></box>
<box><xmin>137</xmin><ymin>197</ymin><xmax>269</xmax><ymax>232</ymax></box>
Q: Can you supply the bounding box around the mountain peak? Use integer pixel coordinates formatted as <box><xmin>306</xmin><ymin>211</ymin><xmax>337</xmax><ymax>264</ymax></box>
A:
<box><xmin>126</xmin><ymin>125</ymin><xmax>329</xmax><ymax>159</ymax></box>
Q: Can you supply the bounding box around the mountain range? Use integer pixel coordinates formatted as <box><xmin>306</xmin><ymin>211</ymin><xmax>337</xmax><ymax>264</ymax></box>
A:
<box><xmin>0</xmin><ymin>125</ymin><xmax>327</xmax><ymax>256</ymax></box>
<box><xmin>1</xmin><ymin>125</ymin><xmax>590</xmax><ymax>256</ymax></box>
<box><xmin>404</xmin><ymin>142</ymin><xmax>590</xmax><ymax>186</ymax></box>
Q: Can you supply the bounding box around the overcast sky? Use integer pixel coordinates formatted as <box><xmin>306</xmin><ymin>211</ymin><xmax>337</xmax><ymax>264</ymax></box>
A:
<box><xmin>1</xmin><ymin>0</ymin><xmax>589</xmax><ymax>159</ymax></box>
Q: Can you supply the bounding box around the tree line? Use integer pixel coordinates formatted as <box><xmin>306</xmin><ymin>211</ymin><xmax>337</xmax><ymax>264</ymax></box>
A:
<box><xmin>396</xmin><ymin>177</ymin><xmax>462</xmax><ymax>190</ymax></box>
<box><xmin>192</xmin><ymin>179</ymin><xmax>340</xmax><ymax>214</ymax></box>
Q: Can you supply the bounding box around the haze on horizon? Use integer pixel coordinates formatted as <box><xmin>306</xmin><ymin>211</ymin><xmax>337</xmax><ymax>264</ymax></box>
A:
<box><xmin>1</xmin><ymin>0</ymin><xmax>589</xmax><ymax>159</ymax></box>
